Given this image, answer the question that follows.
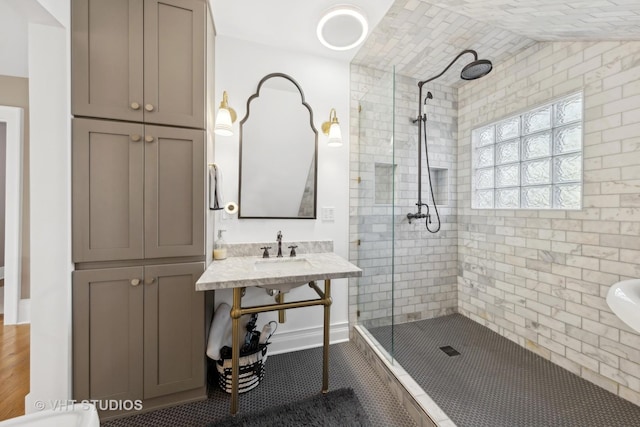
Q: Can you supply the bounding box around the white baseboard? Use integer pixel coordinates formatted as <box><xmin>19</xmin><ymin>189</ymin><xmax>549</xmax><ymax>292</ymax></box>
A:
<box><xmin>268</xmin><ymin>321</ymin><xmax>350</xmax><ymax>356</ymax></box>
<box><xmin>17</xmin><ymin>298</ymin><xmax>30</xmax><ymax>324</ymax></box>
<box><xmin>0</xmin><ymin>287</ymin><xmax>4</xmax><ymax>315</ymax></box>
<box><xmin>24</xmin><ymin>393</ymin><xmax>37</xmax><ymax>414</ymax></box>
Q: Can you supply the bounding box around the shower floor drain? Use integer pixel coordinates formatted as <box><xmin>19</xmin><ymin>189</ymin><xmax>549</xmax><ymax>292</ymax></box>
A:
<box><xmin>439</xmin><ymin>345</ymin><xmax>460</xmax><ymax>357</ymax></box>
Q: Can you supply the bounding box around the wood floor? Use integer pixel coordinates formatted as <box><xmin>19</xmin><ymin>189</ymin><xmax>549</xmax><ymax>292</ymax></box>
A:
<box><xmin>0</xmin><ymin>314</ymin><xmax>30</xmax><ymax>421</ymax></box>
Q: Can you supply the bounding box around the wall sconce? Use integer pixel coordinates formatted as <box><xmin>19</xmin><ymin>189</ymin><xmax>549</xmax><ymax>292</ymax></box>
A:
<box><xmin>322</xmin><ymin>108</ymin><xmax>342</xmax><ymax>147</ymax></box>
<box><xmin>214</xmin><ymin>91</ymin><xmax>237</xmax><ymax>136</ymax></box>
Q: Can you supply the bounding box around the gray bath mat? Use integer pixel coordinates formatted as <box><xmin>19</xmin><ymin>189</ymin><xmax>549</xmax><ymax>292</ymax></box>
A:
<box><xmin>211</xmin><ymin>388</ymin><xmax>370</xmax><ymax>427</ymax></box>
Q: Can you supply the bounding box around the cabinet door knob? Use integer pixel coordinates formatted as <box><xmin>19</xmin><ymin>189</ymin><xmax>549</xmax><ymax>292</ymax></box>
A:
<box><xmin>130</xmin><ymin>279</ymin><xmax>141</xmax><ymax>286</ymax></box>
<box><xmin>131</xmin><ymin>134</ymin><xmax>142</xmax><ymax>142</ymax></box>
<box><xmin>145</xmin><ymin>135</ymin><xmax>154</xmax><ymax>143</ymax></box>
<box><xmin>130</xmin><ymin>102</ymin><xmax>141</xmax><ymax>110</ymax></box>
<box><xmin>145</xmin><ymin>104</ymin><xmax>154</xmax><ymax>112</ymax></box>
<box><xmin>145</xmin><ymin>278</ymin><xmax>156</xmax><ymax>285</ymax></box>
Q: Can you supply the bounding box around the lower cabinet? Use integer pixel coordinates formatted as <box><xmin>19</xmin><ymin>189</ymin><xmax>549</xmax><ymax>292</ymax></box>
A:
<box><xmin>73</xmin><ymin>262</ymin><xmax>205</xmax><ymax>405</ymax></box>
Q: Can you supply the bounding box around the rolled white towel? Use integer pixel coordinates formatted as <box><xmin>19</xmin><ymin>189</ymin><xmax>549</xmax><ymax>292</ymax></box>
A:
<box><xmin>206</xmin><ymin>303</ymin><xmax>255</xmax><ymax>360</ymax></box>
<box><xmin>206</xmin><ymin>303</ymin><xmax>232</xmax><ymax>360</ymax></box>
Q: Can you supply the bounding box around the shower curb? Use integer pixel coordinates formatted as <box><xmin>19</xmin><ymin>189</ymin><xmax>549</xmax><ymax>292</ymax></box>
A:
<box><xmin>352</xmin><ymin>325</ymin><xmax>456</xmax><ymax>427</ymax></box>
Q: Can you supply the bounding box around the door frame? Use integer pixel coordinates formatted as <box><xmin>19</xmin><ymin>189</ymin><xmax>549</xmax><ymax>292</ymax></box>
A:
<box><xmin>0</xmin><ymin>106</ymin><xmax>24</xmax><ymax>324</ymax></box>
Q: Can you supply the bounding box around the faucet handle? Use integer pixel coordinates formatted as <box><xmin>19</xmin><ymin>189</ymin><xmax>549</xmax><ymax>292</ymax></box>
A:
<box><xmin>260</xmin><ymin>246</ymin><xmax>271</xmax><ymax>258</ymax></box>
<box><xmin>288</xmin><ymin>245</ymin><xmax>298</xmax><ymax>257</ymax></box>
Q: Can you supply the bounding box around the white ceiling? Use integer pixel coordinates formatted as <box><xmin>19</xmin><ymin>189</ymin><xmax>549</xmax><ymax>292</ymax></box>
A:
<box><xmin>211</xmin><ymin>0</ymin><xmax>640</xmax><ymax>82</ymax></box>
<box><xmin>209</xmin><ymin>0</ymin><xmax>395</xmax><ymax>62</ymax></box>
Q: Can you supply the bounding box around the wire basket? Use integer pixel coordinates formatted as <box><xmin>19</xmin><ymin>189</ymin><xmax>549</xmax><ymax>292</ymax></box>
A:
<box><xmin>216</xmin><ymin>344</ymin><xmax>268</xmax><ymax>394</ymax></box>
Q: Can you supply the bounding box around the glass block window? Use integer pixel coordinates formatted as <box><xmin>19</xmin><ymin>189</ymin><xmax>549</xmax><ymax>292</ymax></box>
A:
<box><xmin>472</xmin><ymin>93</ymin><xmax>582</xmax><ymax>210</ymax></box>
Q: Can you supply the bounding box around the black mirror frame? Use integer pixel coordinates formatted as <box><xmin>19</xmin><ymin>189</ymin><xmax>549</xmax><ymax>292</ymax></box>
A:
<box><xmin>238</xmin><ymin>73</ymin><xmax>318</xmax><ymax>219</ymax></box>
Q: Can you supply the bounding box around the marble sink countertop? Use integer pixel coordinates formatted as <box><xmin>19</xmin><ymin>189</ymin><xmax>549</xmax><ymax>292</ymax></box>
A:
<box><xmin>196</xmin><ymin>241</ymin><xmax>362</xmax><ymax>291</ymax></box>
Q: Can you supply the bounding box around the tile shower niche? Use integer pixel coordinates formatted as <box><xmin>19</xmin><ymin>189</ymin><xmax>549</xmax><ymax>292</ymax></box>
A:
<box><xmin>429</xmin><ymin>167</ymin><xmax>449</xmax><ymax>206</ymax></box>
<box><xmin>375</xmin><ymin>163</ymin><xmax>449</xmax><ymax>206</ymax></box>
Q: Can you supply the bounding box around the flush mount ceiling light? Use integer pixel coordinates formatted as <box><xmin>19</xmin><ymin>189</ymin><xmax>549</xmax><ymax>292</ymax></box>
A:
<box><xmin>316</xmin><ymin>6</ymin><xmax>368</xmax><ymax>51</ymax></box>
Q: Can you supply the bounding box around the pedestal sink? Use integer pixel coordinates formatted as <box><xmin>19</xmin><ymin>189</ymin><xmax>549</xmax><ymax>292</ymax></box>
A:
<box><xmin>606</xmin><ymin>279</ymin><xmax>640</xmax><ymax>333</ymax></box>
<box><xmin>195</xmin><ymin>247</ymin><xmax>363</xmax><ymax>416</ymax></box>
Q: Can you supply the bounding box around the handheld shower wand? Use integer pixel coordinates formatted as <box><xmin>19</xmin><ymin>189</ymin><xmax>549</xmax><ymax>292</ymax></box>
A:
<box><xmin>407</xmin><ymin>92</ymin><xmax>438</xmax><ymax>229</ymax></box>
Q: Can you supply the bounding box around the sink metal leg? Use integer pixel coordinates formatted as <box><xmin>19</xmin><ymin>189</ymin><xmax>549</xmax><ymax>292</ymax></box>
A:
<box><xmin>322</xmin><ymin>279</ymin><xmax>332</xmax><ymax>393</ymax></box>
<box><xmin>226</xmin><ymin>281</ymin><xmax>333</xmax><ymax>414</ymax></box>
<box><xmin>276</xmin><ymin>292</ymin><xmax>286</xmax><ymax>323</ymax></box>
<box><xmin>230</xmin><ymin>287</ymin><xmax>243</xmax><ymax>415</ymax></box>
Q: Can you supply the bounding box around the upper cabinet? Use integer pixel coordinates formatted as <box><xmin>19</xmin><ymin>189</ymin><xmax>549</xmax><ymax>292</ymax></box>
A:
<box><xmin>72</xmin><ymin>0</ymin><xmax>206</xmax><ymax>129</ymax></box>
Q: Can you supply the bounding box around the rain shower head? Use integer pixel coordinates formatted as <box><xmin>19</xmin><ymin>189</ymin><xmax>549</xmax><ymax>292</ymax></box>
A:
<box><xmin>418</xmin><ymin>49</ymin><xmax>493</xmax><ymax>87</ymax></box>
<box><xmin>461</xmin><ymin>59</ymin><xmax>493</xmax><ymax>80</ymax></box>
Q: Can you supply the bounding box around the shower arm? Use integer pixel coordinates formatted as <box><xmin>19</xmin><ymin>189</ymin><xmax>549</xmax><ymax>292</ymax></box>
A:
<box><xmin>415</xmin><ymin>49</ymin><xmax>479</xmax><ymax>211</ymax></box>
<box><xmin>417</xmin><ymin>49</ymin><xmax>479</xmax><ymax>89</ymax></box>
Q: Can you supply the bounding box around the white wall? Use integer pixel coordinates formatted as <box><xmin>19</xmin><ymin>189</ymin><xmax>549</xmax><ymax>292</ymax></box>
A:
<box><xmin>24</xmin><ymin>0</ymin><xmax>72</xmax><ymax>412</ymax></box>
<box><xmin>214</xmin><ymin>35</ymin><xmax>351</xmax><ymax>353</ymax></box>
<box><xmin>0</xmin><ymin>2</ymin><xmax>28</xmax><ymax>78</ymax></box>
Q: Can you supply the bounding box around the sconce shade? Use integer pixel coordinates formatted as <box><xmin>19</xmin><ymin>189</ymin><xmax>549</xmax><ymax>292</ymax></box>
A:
<box><xmin>322</xmin><ymin>108</ymin><xmax>343</xmax><ymax>147</ymax></box>
<box><xmin>214</xmin><ymin>91</ymin><xmax>236</xmax><ymax>136</ymax></box>
<box><xmin>327</xmin><ymin>123</ymin><xmax>342</xmax><ymax>147</ymax></box>
<box><xmin>214</xmin><ymin>108</ymin><xmax>234</xmax><ymax>136</ymax></box>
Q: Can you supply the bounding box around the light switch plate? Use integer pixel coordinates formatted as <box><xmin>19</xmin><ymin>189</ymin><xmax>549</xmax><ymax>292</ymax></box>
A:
<box><xmin>321</xmin><ymin>207</ymin><xmax>335</xmax><ymax>222</ymax></box>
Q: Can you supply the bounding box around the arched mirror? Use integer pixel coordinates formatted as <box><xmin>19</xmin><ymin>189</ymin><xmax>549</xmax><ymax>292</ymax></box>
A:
<box><xmin>239</xmin><ymin>73</ymin><xmax>318</xmax><ymax>219</ymax></box>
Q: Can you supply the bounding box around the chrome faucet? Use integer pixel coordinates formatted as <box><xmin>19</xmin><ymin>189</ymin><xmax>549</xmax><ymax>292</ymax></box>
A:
<box><xmin>276</xmin><ymin>231</ymin><xmax>283</xmax><ymax>257</ymax></box>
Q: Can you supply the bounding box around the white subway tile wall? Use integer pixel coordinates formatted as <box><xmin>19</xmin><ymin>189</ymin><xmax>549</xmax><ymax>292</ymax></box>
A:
<box><xmin>350</xmin><ymin>64</ymin><xmax>458</xmax><ymax>330</ymax></box>
<box><xmin>458</xmin><ymin>41</ymin><xmax>640</xmax><ymax>405</ymax></box>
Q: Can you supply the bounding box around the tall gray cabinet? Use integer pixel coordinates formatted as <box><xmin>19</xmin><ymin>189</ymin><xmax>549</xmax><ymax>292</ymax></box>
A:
<box><xmin>71</xmin><ymin>0</ymin><xmax>208</xmax><ymax>417</ymax></box>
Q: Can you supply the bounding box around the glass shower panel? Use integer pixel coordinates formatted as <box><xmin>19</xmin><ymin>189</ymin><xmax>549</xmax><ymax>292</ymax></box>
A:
<box><xmin>356</xmin><ymin>67</ymin><xmax>396</xmax><ymax>360</ymax></box>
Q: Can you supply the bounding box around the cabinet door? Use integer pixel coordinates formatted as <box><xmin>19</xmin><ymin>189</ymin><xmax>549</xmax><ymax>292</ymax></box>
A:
<box><xmin>144</xmin><ymin>125</ymin><xmax>204</xmax><ymax>258</ymax></box>
<box><xmin>73</xmin><ymin>267</ymin><xmax>144</xmax><ymax>401</ymax></box>
<box><xmin>143</xmin><ymin>0</ymin><xmax>206</xmax><ymax>129</ymax></box>
<box><xmin>143</xmin><ymin>262</ymin><xmax>205</xmax><ymax>398</ymax></box>
<box><xmin>73</xmin><ymin>119</ymin><xmax>145</xmax><ymax>262</ymax></box>
<box><xmin>72</xmin><ymin>0</ymin><xmax>144</xmax><ymax>122</ymax></box>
